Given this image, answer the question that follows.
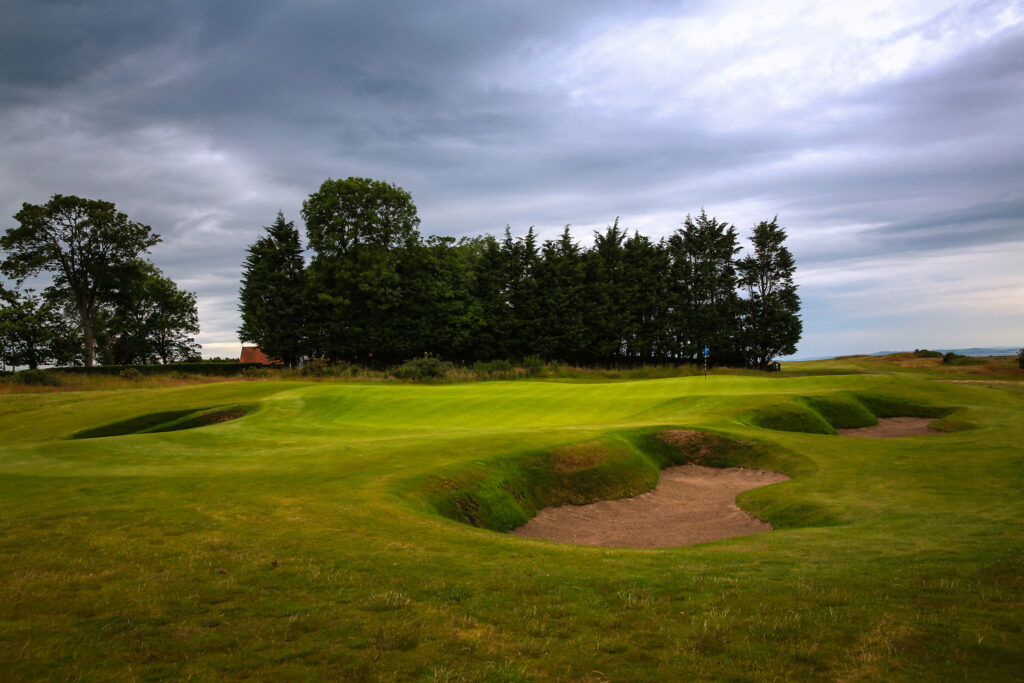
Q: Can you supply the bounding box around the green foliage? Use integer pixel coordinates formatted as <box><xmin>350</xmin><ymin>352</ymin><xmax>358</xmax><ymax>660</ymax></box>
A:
<box><xmin>667</xmin><ymin>210</ymin><xmax>744</xmax><ymax>366</ymax></box>
<box><xmin>119</xmin><ymin>367</ymin><xmax>142</xmax><ymax>381</ymax></box>
<box><xmin>12</xmin><ymin>368</ymin><xmax>62</xmax><ymax>386</ymax></box>
<box><xmin>473</xmin><ymin>359</ymin><xmax>514</xmax><ymax>375</ymax></box>
<box><xmin>914</xmin><ymin>348</ymin><xmax>944</xmax><ymax>358</ymax></box>
<box><xmin>238</xmin><ymin>212</ymin><xmax>307</xmax><ymax>367</ymax></box>
<box><xmin>103</xmin><ymin>260</ymin><xmax>200</xmax><ymax>364</ymax></box>
<box><xmin>302</xmin><ymin>177</ymin><xmax>420</xmax><ymax>257</ymax></box>
<box><xmin>534</xmin><ymin>226</ymin><xmax>588</xmax><ymax>363</ymax></box>
<box><xmin>0</xmin><ymin>194</ymin><xmax>161</xmax><ymax>366</ymax></box>
<box><xmin>1018</xmin><ymin>348</ymin><xmax>1024</xmax><ymax>369</ymax></box>
<box><xmin>942</xmin><ymin>352</ymin><xmax>982</xmax><ymax>366</ymax></box>
<box><xmin>737</xmin><ymin>217</ymin><xmax>802</xmax><ymax>369</ymax></box>
<box><xmin>300</xmin><ymin>358</ymin><xmax>349</xmax><ymax>377</ymax></box>
<box><xmin>1</xmin><ymin>195</ymin><xmax>197</xmax><ymax>368</ymax></box>
<box><xmin>56</xmin><ymin>362</ymin><xmax>266</xmax><ymax>377</ymax></box>
<box><xmin>0</xmin><ymin>286</ymin><xmax>80</xmax><ymax>369</ymax></box>
<box><xmin>521</xmin><ymin>355</ymin><xmax>544</xmax><ymax>376</ymax></box>
<box><xmin>391</xmin><ymin>355</ymin><xmax>453</xmax><ymax>380</ymax></box>
<box><xmin>302</xmin><ymin>178</ymin><xmax>447</xmax><ymax>364</ymax></box>
<box><xmin>253</xmin><ymin>178</ymin><xmax>801</xmax><ymax>369</ymax></box>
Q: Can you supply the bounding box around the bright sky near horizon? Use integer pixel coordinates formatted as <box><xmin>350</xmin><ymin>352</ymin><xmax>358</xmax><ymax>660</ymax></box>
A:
<box><xmin>1</xmin><ymin>1</ymin><xmax>1022</xmax><ymax>359</ymax></box>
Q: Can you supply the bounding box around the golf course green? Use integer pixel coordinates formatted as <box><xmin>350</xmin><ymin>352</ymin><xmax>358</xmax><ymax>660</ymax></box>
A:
<box><xmin>1</xmin><ymin>357</ymin><xmax>1022</xmax><ymax>680</ymax></box>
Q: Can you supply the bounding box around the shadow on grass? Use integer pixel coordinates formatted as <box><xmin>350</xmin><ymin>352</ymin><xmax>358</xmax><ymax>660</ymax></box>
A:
<box><xmin>69</xmin><ymin>405</ymin><xmax>252</xmax><ymax>439</ymax></box>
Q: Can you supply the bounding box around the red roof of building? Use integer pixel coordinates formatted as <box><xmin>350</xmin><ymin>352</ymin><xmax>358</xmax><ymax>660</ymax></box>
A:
<box><xmin>240</xmin><ymin>346</ymin><xmax>283</xmax><ymax>365</ymax></box>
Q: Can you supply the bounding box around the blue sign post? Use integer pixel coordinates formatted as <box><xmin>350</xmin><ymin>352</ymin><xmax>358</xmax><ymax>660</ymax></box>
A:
<box><xmin>704</xmin><ymin>345</ymin><xmax>709</xmax><ymax>380</ymax></box>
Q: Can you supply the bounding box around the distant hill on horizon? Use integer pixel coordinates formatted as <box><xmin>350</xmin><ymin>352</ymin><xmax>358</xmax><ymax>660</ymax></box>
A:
<box><xmin>791</xmin><ymin>346</ymin><xmax>1019</xmax><ymax>362</ymax></box>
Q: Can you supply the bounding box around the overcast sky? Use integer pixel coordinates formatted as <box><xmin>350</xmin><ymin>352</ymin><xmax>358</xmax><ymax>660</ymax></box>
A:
<box><xmin>2</xmin><ymin>0</ymin><xmax>1022</xmax><ymax>359</ymax></box>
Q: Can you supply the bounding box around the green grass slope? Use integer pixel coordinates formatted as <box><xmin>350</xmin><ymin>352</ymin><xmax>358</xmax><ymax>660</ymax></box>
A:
<box><xmin>1</xmin><ymin>367</ymin><xmax>1022</xmax><ymax>680</ymax></box>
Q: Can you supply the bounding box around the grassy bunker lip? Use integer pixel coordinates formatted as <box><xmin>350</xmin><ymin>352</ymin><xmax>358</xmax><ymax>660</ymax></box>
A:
<box><xmin>422</xmin><ymin>428</ymin><xmax>814</xmax><ymax>536</ymax></box>
<box><xmin>69</xmin><ymin>405</ymin><xmax>252</xmax><ymax>439</ymax></box>
<box><xmin>745</xmin><ymin>391</ymin><xmax>954</xmax><ymax>436</ymax></box>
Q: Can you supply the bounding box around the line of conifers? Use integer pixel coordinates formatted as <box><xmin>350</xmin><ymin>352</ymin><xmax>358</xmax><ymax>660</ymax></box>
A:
<box><xmin>240</xmin><ymin>177</ymin><xmax>801</xmax><ymax>369</ymax></box>
<box><xmin>0</xmin><ymin>177</ymin><xmax>800</xmax><ymax>371</ymax></box>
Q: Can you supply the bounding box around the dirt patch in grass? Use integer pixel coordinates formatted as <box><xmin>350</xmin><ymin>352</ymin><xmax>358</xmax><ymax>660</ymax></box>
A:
<box><xmin>511</xmin><ymin>464</ymin><xmax>788</xmax><ymax>548</ymax></box>
<box><xmin>657</xmin><ymin>429</ymin><xmax>728</xmax><ymax>459</ymax></box>
<box><xmin>837</xmin><ymin>417</ymin><xmax>937</xmax><ymax>438</ymax></box>
<box><xmin>179</xmin><ymin>408</ymin><xmax>246</xmax><ymax>428</ymax></box>
<box><xmin>147</xmin><ymin>406</ymin><xmax>250</xmax><ymax>433</ymax></box>
<box><xmin>550</xmin><ymin>441</ymin><xmax>609</xmax><ymax>473</ymax></box>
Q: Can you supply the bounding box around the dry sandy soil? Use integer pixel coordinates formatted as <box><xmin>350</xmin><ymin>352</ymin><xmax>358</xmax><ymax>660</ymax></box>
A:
<box><xmin>512</xmin><ymin>465</ymin><xmax>788</xmax><ymax>548</ymax></box>
<box><xmin>837</xmin><ymin>417</ymin><xmax>937</xmax><ymax>438</ymax></box>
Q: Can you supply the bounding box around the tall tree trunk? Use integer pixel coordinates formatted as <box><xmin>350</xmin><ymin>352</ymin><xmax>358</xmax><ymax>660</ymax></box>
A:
<box><xmin>79</xmin><ymin>303</ymin><xmax>94</xmax><ymax>367</ymax></box>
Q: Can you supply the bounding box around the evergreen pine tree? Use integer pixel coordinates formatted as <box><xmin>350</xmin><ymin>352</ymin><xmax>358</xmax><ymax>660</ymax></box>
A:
<box><xmin>535</xmin><ymin>227</ymin><xmax>587</xmax><ymax>363</ymax></box>
<box><xmin>239</xmin><ymin>211</ymin><xmax>307</xmax><ymax>367</ymax></box>
<box><xmin>670</xmin><ymin>210</ymin><xmax>743</xmax><ymax>366</ymax></box>
<box><xmin>737</xmin><ymin>217</ymin><xmax>802</xmax><ymax>368</ymax></box>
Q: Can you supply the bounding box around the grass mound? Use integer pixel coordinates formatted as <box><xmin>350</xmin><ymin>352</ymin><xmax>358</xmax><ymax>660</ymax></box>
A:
<box><xmin>70</xmin><ymin>405</ymin><xmax>250</xmax><ymax>439</ymax></box>
<box><xmin>746</xmin><ymin>392</ymin><xmax>952</xmax><ymax>435</ymax></box>
<box><xmin>803</xmin><ymin>393</ymin><xmax>878</xmax><ymax>429</ymax></box>
<box><xmin>425</xmin><ymin>437</ymin><xmax>657</xmax><ymax>531</ymax></box>
<box><xmin>746</xmin><ymin>401</ymin><xmax>836</xmax><ymax>434</ymax></box>
<box><xmin>423</xmin><ymin>428</ymin><xmax>789</xmax><ymax>532</ymax></box>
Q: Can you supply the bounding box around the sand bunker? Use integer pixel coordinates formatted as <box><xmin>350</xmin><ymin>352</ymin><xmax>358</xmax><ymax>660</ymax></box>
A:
<box><xmin>837</xmin><ymin>417</ymin><xmax>937</xmax><ymax>438</ymax></box>
<box><xmin>511</xmin><ymin>465</ymin><xmax>788</xmax><ymax>548</ymax></box>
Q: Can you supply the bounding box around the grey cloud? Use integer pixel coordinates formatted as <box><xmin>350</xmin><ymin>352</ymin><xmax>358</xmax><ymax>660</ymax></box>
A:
<box><xmin>2</xmin><ymin>1</ymin><xmax>1022</xmax><ymax>358</ymax></box>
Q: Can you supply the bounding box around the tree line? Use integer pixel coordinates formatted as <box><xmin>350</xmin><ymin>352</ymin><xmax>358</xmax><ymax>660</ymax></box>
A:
<box><xmin>240</xmin><ymin>177</ymin><xmax>801</xmax><ymax>369</ymax></box>
<box><xmin>0</xmin><ymin>195</ymin><xmax>200</xmax><ymax>369</ymax></box>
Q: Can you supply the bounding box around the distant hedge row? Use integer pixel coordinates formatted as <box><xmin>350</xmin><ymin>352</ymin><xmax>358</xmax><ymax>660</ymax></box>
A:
<box><xmin>51</xmin><ymin>363</ymin><xmax>275</xmax><ymax>377</ymax></box>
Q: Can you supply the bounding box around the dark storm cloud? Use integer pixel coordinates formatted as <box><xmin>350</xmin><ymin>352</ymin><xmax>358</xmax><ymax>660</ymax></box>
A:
<box><xmin>1</xmin><ymin>0</ymin><xmax>1022</xmax><ymax>358</ymax></box>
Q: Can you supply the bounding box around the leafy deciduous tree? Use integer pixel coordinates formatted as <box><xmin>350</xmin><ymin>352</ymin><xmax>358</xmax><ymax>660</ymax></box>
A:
<box><xmin>302</xmin><ymin>177</ymin><xmax>420</xmax><ymax>258</ymax></box>
<box><xmin>0</xmin><ymin>286</ymin><xmax>79</xmax><ymax>369</ymax></box>
<box><xmin>302</xmin><ymin>178</ymin><xmax>421</xmax><ymax>362</ymax></box>
<box><xmin>0</xmin><ymin>195</ymin><xmax>160</xmax><ymax>366</ymax></box>
<box><xmin>105</xmin><ymin>261</ymin><xmax>201</xmax><ymax>365</ymax></box>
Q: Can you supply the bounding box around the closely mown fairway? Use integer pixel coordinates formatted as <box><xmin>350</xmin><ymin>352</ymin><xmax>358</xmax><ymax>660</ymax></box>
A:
<box><xmin>1</xmin><ymin>361</ymin><xmax>1023</xmax><ymax>680</ymax></box>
